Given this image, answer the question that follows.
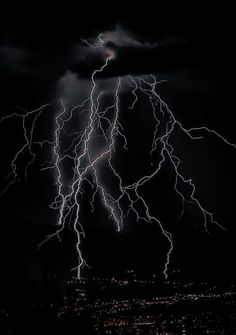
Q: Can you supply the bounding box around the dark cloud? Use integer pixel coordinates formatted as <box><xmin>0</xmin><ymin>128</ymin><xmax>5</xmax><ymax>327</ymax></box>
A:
<box><xmin>1</xmin><ymin>17</ymin><xmax>228</xmax><ymax>85</ymax></box>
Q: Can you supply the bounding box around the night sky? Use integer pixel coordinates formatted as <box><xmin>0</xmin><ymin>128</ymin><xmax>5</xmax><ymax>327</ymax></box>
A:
<box><xmin>0</xmin><ymin>5</ymin><xmax>236</xmax><ymax>299</ymax></box>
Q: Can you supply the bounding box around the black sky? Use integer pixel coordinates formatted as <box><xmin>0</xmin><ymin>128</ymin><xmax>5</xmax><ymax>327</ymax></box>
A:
<box><xmin>0</xmin><ymin>5</ymin><xmax>236</xmax><ymax>295</ymax></box>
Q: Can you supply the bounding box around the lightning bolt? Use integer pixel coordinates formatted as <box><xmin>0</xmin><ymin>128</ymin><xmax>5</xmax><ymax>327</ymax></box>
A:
<box><xmin>0</xmin><ymin>34</ymin><xmax>235</xmax><ymax>280</ymax></box>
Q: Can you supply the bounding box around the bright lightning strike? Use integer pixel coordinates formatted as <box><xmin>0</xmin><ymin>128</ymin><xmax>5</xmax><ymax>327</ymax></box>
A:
<box><xmin>0</xmin><ymin>34</ymin><xmax>235</xmax><ymax>280</ymax></box>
